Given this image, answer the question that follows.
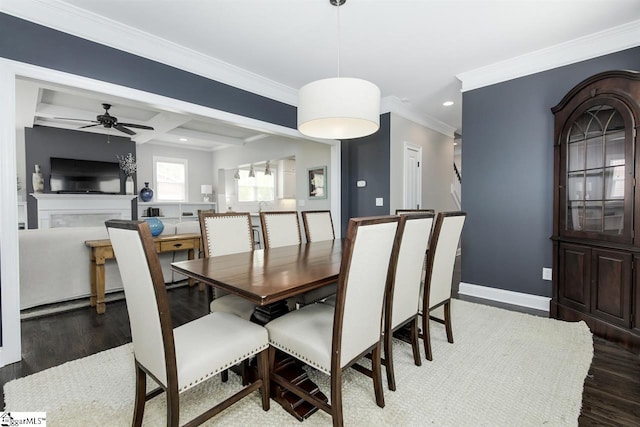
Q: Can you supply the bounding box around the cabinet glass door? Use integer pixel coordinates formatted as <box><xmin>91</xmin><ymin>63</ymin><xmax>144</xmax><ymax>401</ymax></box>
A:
<box><xmin>564</xmin><ymin>105</ymin><xmax>627</xmax><ymax>237</ymax></box>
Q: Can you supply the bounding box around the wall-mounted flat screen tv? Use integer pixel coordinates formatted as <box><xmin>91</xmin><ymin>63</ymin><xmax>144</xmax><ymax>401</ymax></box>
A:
<box><xmin>50</xmin><ymin>157</ymin><xmax>121</xmax><ymax>194</ymax></box>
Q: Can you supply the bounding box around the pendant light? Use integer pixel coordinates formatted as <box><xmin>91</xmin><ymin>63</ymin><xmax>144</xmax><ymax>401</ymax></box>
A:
<box><xmin>297</xmin><ymin>0</ymin><xmax>380</xmax><ymax>140</ymax></box>
<box><xmin>265</xmin><ymin>161</ymin><xmax>272</xmax><ymax>176</ymax></box>
<box><xmin>249</xmin><ymin>164</ymin><xmax>256</xmax><ymax>178</ymax></box>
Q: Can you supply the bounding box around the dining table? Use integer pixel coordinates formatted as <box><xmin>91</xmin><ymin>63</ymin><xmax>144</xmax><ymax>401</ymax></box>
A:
<box><xmin>171</xmin><ymin>238</ymin><xmax>344</xmax><ymax>421</ymax></box>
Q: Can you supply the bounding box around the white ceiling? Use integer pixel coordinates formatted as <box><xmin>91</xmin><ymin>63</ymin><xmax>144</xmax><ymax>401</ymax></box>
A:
<box><xmin>5</xmin><ymin>0</ymin><xmax>640</xmax><ymax>144</ymax></box>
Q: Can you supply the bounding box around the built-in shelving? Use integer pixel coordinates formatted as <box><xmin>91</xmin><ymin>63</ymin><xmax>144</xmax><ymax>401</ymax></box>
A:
<box><xmin>138</xmin><ymin>201</ymin><xmax>217</xmax><ymax>222</ymax></box>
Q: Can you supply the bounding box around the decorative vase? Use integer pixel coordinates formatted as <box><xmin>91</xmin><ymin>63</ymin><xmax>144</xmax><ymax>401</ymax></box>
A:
<box><xmin>32</xmin><ymin>164</ymin><xmax>44</xmax><ymax>193</ymax></box>
<box><xmin>145</xmin><ymin>217</ymin><xmax>164</xmax><ymax>237</ymax></box>
<box><xmin>139</xmin><ymin>182</ymin><xmax>154</xmax><ymax>202</ymax></box>
<box><xmin>125</xmin><ymin>176</ymin><xmax>135</xmax><ymax>195</ymax></box>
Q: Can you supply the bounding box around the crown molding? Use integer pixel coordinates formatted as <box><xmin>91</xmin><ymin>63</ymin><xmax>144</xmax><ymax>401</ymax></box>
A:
<box><xmin>381</xmin><ymin>96</ymin><xmax>456</xmax><ymax>138</ymax></box>
<box><xmin>1</xmin><ymin>0</ymin><xmax>298</xmax><ymax>106</ymax></box>
<box><xmin>457</xmin><ymin>19</ymin><xmax>640</xmax><ymax>92</ymax></box>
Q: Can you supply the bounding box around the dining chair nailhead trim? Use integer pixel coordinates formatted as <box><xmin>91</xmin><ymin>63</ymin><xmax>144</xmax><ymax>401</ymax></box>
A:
<box><xmin>177</xmin><ymin>343</ymin><xmax>269</xmax><ymax>392</ymax></box>
<box><xmin>206</xmin><ymin>215</ymin><xmax>253</xmax><ymax>254</ymax></box>
<box><xmin>268</xmin><ymin>340</ymin><xmax>330</xmax><ymax>375</ymax></box>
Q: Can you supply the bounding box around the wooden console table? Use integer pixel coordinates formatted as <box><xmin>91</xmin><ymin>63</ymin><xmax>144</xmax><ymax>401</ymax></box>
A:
<box><xmin>85</xmin><ymin>233</ymin><xmax>201</xmax><ymax>314</ymax></box>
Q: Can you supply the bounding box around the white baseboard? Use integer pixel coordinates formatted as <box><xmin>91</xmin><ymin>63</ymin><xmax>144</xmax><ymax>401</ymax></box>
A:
<box><xmin>458</xmin><ymin>282</ymin><xmax>550</xmax><ymax>313</ymax></box>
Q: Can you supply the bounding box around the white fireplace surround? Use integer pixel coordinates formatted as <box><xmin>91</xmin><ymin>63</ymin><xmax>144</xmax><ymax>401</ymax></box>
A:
<box><xmin>30</xmin><ymin>193</ymin><xmax>137</xmax><ymax>229</ymax></box>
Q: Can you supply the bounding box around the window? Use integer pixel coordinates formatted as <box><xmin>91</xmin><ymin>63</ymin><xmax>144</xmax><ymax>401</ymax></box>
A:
<box><xmin>154</xmin><ymin>157</ymin><xmax>188</xmax><ymax>202</ymax></box>
<box><xmin>237</xmin><ymin>169</ymin><xmax>275</xmax><ymax>202</ymax></box>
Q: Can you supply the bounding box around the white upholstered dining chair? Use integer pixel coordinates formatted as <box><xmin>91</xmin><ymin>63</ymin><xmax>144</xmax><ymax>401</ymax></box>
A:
<box><xmin>260</xmin><ymin>210</ymin><xmax>302</xmax><ymax>248</ymax></box>
<box><xmin>106</xmin><ymin>219</ymin><xmax>270</xmax><ymax>426</ymax></box>
<box><xmin>199</xmin><ymin>212</ymin><xmax>257</xmax><ymax>321</ymax></box>
<box><xmin>265</xmin><ymin>215</ymin><xmax>400</xmax><ymax>427</ymax></box>
<box><xmin>395</xmin><ymin>208</ymin><xmax>435</xmax><ymax>215</ymax></box>
<box><xmin>301</xmin><ymin>210</ymin><xmax>335</xmax><ymax>242</ymax></box>
<box><xmin>383</xmin><ymin>212</ymin><xmax>434</xmax><ymax>391</ymax></box>
<box><xmin>421</xmin><ymin>211</ymin><xmax>466</xmax><ymax>361</ymax></box>
<box><xmin>259</xmin><ymin>211</ymin><xmax>302</xmax><ymax>310</ymax></box>
<box><xmin>295</xmin><ymin>210</ymin><xmax>338</xmax><ymax>306</ymax></box>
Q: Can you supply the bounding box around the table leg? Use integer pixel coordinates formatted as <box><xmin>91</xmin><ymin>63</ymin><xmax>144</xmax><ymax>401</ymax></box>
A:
<box><xmin>250</xmin><ymin>301</ymin><xmax>328</xmax><ymax>421</ymax></box>
<box><xmin>89</xmin><ymin>247</ymin><xmax>108</xmax><ymax>314</ymax></box>
<box><xmin>89</xmin><ymin>251</ymin><xmax>97</xmax><ymax>308</ymax></box>
<box><xmin>187</xmin><ymin>248</ymin><xmax>199</xmax><ymax>289</ymax></box>
<box><xmin>94</xmin><ymin>255</ymin><xmax>106</xmax><ymax>314</ymax></box>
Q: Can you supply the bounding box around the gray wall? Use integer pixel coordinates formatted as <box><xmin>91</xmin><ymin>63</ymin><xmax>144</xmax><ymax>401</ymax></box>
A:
<box><xmin>340</xmin><ymin>113</ymin><xmax>391</xmax><ymax>236</ymax></box>
<box><xmin>462</xmin><ymin>46</ymin><xmax>640</xmax><ymax>297</ymax></box>
<box><xmin>24</xmin><ymin>126</ymin><xmax>135</xmax><ymax>228</ymax></box>
<box><xmin>0</xmin><ymin>13</ymin><xmax>296</xmax><ymax>130</ymax></box>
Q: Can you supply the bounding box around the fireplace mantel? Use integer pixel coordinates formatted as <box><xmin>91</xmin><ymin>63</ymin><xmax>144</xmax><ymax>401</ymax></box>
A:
<box><xmin>30</xmin><ymin>193</ymin><xmax>137</xmax><ymax>229</ymax></box>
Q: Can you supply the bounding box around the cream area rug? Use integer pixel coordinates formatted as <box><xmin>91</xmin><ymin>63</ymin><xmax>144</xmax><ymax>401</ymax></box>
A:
<box><xmin>4</xmin><ymin>300</ymin><xmax>593</xmax><ymax>426</ymax></box>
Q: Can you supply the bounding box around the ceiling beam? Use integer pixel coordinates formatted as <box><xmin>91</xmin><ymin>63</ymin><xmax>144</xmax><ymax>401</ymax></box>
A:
<box><xmin>166</xmin><ymin>128</ymin><xmax>246</xmax><ymax>147</ymax></box>
<box><xmin>15</xmin><ymin>79</ymin><xmax>40</xmax><ymax>129</ymax></box>
<box><xmin>132</xmin><ymin>112</ymin><xmax>190</xmax><ymax>144</ymax></box>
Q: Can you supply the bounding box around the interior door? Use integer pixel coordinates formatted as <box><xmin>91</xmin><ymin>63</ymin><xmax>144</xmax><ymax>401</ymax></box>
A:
<box><xmin>403</xmin><ymin>143</ymin><xmax>422</xmax><ymax>209</ymax></box>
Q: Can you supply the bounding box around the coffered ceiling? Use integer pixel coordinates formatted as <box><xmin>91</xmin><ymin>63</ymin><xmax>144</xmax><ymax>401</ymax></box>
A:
<box><xmin>16</xmin><ymin>78</ymin><xmax>272</xmax><ymax>151</ymax></box>
<box><xmin>5</xmin><ymin>0</ymin><xmax>640</xmax><ymax>144</ymax></box>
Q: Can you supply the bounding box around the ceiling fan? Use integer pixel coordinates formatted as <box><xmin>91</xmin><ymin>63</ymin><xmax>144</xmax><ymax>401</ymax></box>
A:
<box><xmin>55</xmin><ymin>103</ymin><xmax>154</xmax><ymax>135</ymax></box>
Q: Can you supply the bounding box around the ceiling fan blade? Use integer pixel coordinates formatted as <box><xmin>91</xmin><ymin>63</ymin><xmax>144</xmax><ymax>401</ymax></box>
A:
<box><xmin>54</xmin><ymin>117</ymin><xmax>99</xmax><ymax>123</ymax></box>
<box><xmin>118</xmin><ymin>122</ymin><xmax>155</xmax><ymax>130</ymax></box>
<box><xmin>114</xmin><ymin>124</ymin><xmax>136</xmax><ymax>135</ymax></box>
<box><xmin>78</xmin><ymin>124</ymin><xmax>100</xmax><ymax>129</ymax></box>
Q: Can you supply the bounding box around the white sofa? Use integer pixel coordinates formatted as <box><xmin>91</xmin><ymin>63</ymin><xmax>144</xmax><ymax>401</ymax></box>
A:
<box><xmin>19</xmin><ymin>221</ymin><xmax>201</xmax><ymax>310</ymax></box>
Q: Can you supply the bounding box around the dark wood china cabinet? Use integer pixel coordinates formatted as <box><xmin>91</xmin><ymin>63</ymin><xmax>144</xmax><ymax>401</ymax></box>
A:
<box><xmin>551</xmin><ymin>70</ymin><xmax>640</xmax><ymax>353</ymax></box>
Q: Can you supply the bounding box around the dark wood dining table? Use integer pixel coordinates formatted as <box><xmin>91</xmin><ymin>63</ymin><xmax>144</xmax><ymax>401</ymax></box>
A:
<box><xmin>171</xmin><ymin>238</ymin><xmax>344</xmax><ymax>420</ymax></box>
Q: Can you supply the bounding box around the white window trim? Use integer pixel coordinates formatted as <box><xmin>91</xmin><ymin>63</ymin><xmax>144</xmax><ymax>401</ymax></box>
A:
<box><xmin>153</xmin><ymin>156</ymin><xmax>189</xmax><ymax>202</ymax></box>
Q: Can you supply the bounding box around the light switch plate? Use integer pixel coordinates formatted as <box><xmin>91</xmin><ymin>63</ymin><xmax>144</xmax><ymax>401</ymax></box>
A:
<box><xmin>375</xmin><ymin>197</ymin><xmax>383</xmax><ymax>207</ymax></box>
<box><xmin>298</xmin><ymin>199</ymin><xmax>305</xmax><ymax>207</ymax></box>
<box><xmin>542</xmin><ymin>268</ymin><xmax>552</xmax><ymax>281</ymax></box>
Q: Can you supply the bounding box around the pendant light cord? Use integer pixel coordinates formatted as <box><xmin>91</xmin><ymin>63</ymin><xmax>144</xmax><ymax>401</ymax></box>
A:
<box><xmin>336</xmin><ymin>1</ymin><xmax>341</xmax><ymax>78</ymax></box>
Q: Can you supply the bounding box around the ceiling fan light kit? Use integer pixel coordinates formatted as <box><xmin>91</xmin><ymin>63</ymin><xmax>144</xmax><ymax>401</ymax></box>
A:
<box><xmin>297</xmin><ymin>0</ymin><xmax>380</xmax><ymax>140</ymax></box>
<box><xmin>56</xmin><ymin>103</ymin><xmax>154</xmax><ymax>136</ymax></box>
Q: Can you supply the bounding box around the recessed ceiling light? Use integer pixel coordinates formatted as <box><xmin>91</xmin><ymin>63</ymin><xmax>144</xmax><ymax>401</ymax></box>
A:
<box><xmin>179</xmin><ymin>137</ymin><xmax>188</xmax><ymax>142</ymax></box>
<box><xmin>443</xmin><ymin>101</ymin><xmax>454</xmax><ymax>107</ymax></box>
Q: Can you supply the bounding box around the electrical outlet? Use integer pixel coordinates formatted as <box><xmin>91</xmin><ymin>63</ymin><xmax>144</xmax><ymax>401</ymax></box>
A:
<box><xmin>375</xmin><ymin>197</ymin><xmax>383</xmax><ymax>207</ymax></box>
<box><xmin>542</xmin><ymin>268</ymin><xmax>552</xmax><ymax>281</ymax></box>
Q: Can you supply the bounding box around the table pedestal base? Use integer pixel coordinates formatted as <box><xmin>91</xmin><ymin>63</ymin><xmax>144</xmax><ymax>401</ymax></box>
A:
<box><xmin>251</xmin><ymin>300</ymin><xmax>290</xmax><ymax>325</ymax></box>
<box><xmin>249</xmin><ymin>301</ymin><xmax>329</xmax><ymax>421</ymax></box>
<box><xmin>272</xmin><ymin>352</ymin><xmax>328</xmax><ymax>421</ymax></box>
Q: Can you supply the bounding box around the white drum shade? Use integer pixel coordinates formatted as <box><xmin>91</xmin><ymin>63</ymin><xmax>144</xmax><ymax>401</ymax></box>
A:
<box><xmin>297</xmin><ymin>77</ymin><xmax>380</xmax><ymax>140</ymax></box>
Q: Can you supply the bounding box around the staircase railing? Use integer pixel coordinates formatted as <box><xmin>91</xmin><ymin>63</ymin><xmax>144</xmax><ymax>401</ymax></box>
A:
<box><xmin>454</xmin><ymin>163</ymin><xmax>461</xmax><ymax>183</ymax></box>
<box><xmin>452</xmin><ymin>163</ymin><xmax>462</xmax><ymax>209</ymax></box>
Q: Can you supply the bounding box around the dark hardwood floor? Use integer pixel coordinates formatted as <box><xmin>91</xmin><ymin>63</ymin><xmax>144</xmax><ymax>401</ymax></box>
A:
<box><xmin>579</xmin><ymin>337</ymin><xmax>640</xmax><ymax>426</ymax></box>
<box><xmin>0</xmin><ymin>284</ymin><xmax>210</xmax><ymax>390</ymax></box>
<box><xmin>2</xmin><ymin>278</ymin><xmax>639</xmax><ymax>425</ymax></box>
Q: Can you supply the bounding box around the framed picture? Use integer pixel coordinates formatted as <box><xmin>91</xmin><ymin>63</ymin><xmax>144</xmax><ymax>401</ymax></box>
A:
<box><xmin>308</xmin><ymin>166</ymin><xmax>327</xmax><ymax>199</ymax></box>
